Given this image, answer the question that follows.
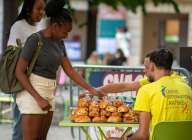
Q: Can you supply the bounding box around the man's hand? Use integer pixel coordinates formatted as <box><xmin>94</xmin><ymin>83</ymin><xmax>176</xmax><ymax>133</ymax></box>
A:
<box><xmin>96</xmin><ymin>89</ymin><xmax>107</xmax><ymax>97</ymax></box>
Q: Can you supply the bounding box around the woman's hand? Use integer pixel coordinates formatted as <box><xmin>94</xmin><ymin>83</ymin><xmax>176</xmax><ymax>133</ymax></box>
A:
<box><xmin>79</xmin><ymin>89</ymin><xmax>107</xmax><ymax>98</ymax></box>
<box><xmin>36</xmin><ymin>96</ymin><xmax>51</xmax><ymax>111</ymax></box>
<box><xmin>107</xmin><ymin>137</ymin><xmax>123</xmax><ymax>140</ymax></box>
<box><xmin>79</xmin><ymin>92</ymin><xmax>89</xmax><ymax>99</ymax></box>
<box><xmin>91</xmin><ymin>88</ymin><xmax>107</xmax><ymax>97</ymax></box>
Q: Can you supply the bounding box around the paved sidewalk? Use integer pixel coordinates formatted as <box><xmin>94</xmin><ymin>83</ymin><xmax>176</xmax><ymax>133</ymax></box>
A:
<box><xmin>0</xmin><ymin>124</ymin><xmax>75</xmax><ymax>140</ymax></box>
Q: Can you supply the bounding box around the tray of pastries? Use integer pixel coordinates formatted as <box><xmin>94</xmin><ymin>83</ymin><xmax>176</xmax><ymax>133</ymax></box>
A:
<box><xmin>70</xmin><ymin>96</ymin><xmax>139</xmax><ymax>123</ymax></box>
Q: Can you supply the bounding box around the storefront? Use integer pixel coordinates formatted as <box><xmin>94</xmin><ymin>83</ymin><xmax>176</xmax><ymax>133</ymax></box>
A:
<box><xmin>126</xmin><ymin>1</ymin><xmax>192</xmax><ymax>65</ymax></box>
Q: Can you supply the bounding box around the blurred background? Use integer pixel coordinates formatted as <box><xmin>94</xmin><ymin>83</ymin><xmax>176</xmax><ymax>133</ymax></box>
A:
<box><xmin>0</xmin><ymin>0</ymin><xmax>192</xmax><ymax>139</ymax></box>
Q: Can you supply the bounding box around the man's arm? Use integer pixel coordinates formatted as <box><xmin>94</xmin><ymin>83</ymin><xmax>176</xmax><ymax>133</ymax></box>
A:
<box><xmin>79</xmin><ymin>81</ymin><xmax>141</xmax><ymax>98</ymax></box>
<box><xmin>97</xmin><ymin>81</ymin><xmax>141</xmax><ymax>94</ymax></box>
<box><xmin>129</xmin><ymin>112</ymin><xmax>151</xmax><ymax>140</ymax></box>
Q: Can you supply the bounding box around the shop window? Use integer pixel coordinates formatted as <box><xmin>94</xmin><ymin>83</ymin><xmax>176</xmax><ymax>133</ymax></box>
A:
<box><xmin>165</xmin><ymin>19</ymin><xmax>180</xmax><ymax>43</ymax></box>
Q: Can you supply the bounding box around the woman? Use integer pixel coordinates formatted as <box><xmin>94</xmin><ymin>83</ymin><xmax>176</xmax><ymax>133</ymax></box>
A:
<box><xmin>7</xmin><ymin>0</ymin><xmax>45</xmax><ymax>140</ymax></box>
<box><xmin>15</xmin><ymin>0</ymin><xmax>102</xmax><ymax>140</ymax></box>
<box><xmin>8</xmin><ymin>0</ymin><xmax>45</xmax><ymax>46</ymax></box>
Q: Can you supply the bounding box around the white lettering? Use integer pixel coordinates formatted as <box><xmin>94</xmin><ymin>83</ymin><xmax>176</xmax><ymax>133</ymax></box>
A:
<box><xmin>125</xmin><ymin>75</ymin><xmax>132</xmax><ymax>83</ymax></box>
<box><xmin>103</xmin><ymin>74</ymin><xmax>113</xmax><ymax>85</ymax></box>
<box><xmin>134</xmin><ymin>75</ymin><xmax>144</xmax><ymax>81</ymax></box>
<box><xmin>113</xmin><ymin>74</ymin><xmax>120</xmax><ymax>83</ymax></box>
<box><xmin>103</xmin><ymin>73</ymin><xmax>144</xmax><ymax>85</ymax></box>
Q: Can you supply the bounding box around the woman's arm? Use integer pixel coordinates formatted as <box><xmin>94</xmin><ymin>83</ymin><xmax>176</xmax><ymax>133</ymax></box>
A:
<box><xmin>15</xmin><ymin>58</ymin><xmax>51</xmax><ymax>110</ymax></box>
<box><xmin>62</xmin><ymin>58</ymin><xmax>104</xmax><ymax>96</ymax></box>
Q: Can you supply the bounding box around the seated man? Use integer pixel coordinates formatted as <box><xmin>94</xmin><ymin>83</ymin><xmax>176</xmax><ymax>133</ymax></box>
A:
<box><xmin>109</xmin><ymin>49</ymin><xmax>192</xmax><ymax>140</ymax></box>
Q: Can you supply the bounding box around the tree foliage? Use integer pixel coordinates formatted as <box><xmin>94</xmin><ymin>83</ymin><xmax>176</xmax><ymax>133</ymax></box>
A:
<box><xmin>17</xmin><ymin>0</ymin><xmax>179</xmax><ymax>13</ymax></box>
<box><xmin>89</xmin><ymin>0</ymin><xmax>179</xmax><ymax>13</ymax></box>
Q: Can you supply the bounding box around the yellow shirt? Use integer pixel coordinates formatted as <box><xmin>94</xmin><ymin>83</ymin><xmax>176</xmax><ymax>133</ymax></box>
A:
<box><xmin>139</xmin><ymin>72</ymin><xmax>187</xmax><ymax>87</ymax></box>
<box><xmin>139</xmin><ymin>77</ymin><xmax>150</xmax><ymax>86</ymax></box>
<box><xmin>135</xmin><ymin>76</ymin><xmax>192</xmax><ymax>138</ymax></box>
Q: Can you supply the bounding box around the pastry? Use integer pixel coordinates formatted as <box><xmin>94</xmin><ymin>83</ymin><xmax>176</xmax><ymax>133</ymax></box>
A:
<box><xmin>70</xmin><ymin>114</ymin><xmax>76</xmax><ymax>121</ymax></box>
<box><xmin>123</xmin><ymin>112</ymin><xmax>132</xmax><ymax>118</ymax></box>
<box><xmin>111</xmin><ymin>112</ymin><xmax>122</xmax><ymax>117</ymax></box>
<box><xmin>89</xmin><ymin>101</ymin><xmax>99</xmax><ymax>108</ymax></box>
<box><xmin>70</xmin><ymin>108</ymin><xmax>77</xmax><ymax>121</ymax></box>
<box><xmin>118</xmin><ymin>105</ymin><xmax>130</xmax><ymax>113</ymax></box>
<box><xmin>74</xmin><ymin>116</ymin><xmax>91</xmax><ymax>122</ymax></box>
<box><xmin>78</xmin><ymin>98</ymin><xmax>89</xmax><ymax>108</ymax></box>
<box><xmin>123</xmin><ymin>117</ymin><xmax>135</xmax><ymax>123</ymax></box>
<box><xmin>123</xmin><ymin>111</ymin><xmax>139</xmax><ymax>123</ymax></box>
<box><xmin>107</xmin><ymin>116</ymin><xmax>122</xmax><ymax>123</ymax></box>
<box><xmin>100</xmin><ymin>109</ymin><xmax>111</xmax><ymax>117</ymax></box>
<box><xmin>113</xmin><ymin>99</ymin><xmax>124</xmax><ymax>107</ymax></box>
<box><xmin>106</xmin><ymin>105</ymin><xmax>117</xmax><ymax>113</ymax></box>
<box><xmin>89</xmin><ymin>110</ymin><xmax>100</xmax><ymax>117</ymax></box>
<box><xmin>99</xmin><ymin>99</ymin><xmax>109</xmax><ymax>109</ymax></box>
<box><xmin>92</xmin><ymin>116</ymin><xmax>107</xmax><ymax>123</ymax></box>
<box><xmin>89</xmin><ymin>107</ymin><xmax>100</xmax><ymax>112</ymax></box>
<box><xmin>75</xmin><ymin>107</ymin><xmax>88</xmax><ymax>116</ymax></box>
<box><xmin>100</xmin><ymin>116</ymin><xmax>107</xmax><ymax>122</ymax></box>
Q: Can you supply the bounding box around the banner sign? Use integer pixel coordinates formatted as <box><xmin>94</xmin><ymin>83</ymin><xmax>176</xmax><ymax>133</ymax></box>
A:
<box><xmin>88</xmin><ymin>71</ymin><xmax>144</xmax><ymax>87</ymax></box>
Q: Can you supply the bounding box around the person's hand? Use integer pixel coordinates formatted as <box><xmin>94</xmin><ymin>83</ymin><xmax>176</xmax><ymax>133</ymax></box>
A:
<box><xmin>36</xmin><ymin>96</ymin><xmax>51</xmax><ymax>111</ymax></box>
<box><xmin>97</xmin><ymin>89</ymin><xmax>107</xmax><ymax>97</ymax></box>
<box><xmin>107</xmin><ymin>137</ymin><xmax>122</xmax><ymax>140</ymax></box>
<box><xmin>90</xmin><ymin>88</ymin><xmax>107</xmax><ymax>97</ymax></box>
<box><xmin>79</xmin><ymin>91</ymin><xmax>89</xmax><ymax>99</ymax></box>
<box><xmin>79</xmin><ymin>89</ymin><xmax>107</xmax><ymax>99</ymax></box>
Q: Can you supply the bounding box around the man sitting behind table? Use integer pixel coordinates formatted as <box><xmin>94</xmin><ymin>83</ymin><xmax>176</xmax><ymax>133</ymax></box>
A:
<box><xmin>102</xmin><ymin>49</ymin><xmax>192</xmax><ymax>140</ymax></box>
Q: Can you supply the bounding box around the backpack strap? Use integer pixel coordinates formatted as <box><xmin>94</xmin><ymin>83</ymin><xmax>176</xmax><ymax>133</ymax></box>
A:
<box><xmin>16</xmin><ymin>39</ymin><xmax>22</xmax><ymax>48</ymax></box>
<box><xmin>26</xmin><ymin>33</ymin><xmax>43</xmax><ymax>76</ymax></box>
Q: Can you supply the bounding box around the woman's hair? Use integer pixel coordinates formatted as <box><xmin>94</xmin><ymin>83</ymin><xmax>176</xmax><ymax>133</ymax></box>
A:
<box><xmin>14</xmin><ymin>0</ymin><xmax>37</xmax><ymax>23</ymax></box>
<box><xmin>116</xmin><ymin>48</ymin><xmax>125</xmax><ymax>58</ymax></box>
<box><xmin>45</xmin><ymin>0</ymin><xmax>72</xmax><ymax>24</ymax></box>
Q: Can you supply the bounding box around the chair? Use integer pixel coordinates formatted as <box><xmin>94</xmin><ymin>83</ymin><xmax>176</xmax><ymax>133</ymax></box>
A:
<box><xmin>152</xmin><ymin>120</ymin><xmax>192</xmax><ymax>140</ymax></box>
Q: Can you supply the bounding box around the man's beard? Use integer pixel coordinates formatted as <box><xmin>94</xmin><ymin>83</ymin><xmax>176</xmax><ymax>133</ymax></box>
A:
<box><xmin>148</xmin><ymin>76</ymin><xmax>154</xmax><ymax>82</ymax></box>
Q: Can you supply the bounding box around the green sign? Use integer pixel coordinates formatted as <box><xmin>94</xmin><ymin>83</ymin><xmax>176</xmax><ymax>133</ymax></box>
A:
<box><xmin>98</xmin><ymin>19</ymin><xmax>126</xmax><ymax>38</ymax></box>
